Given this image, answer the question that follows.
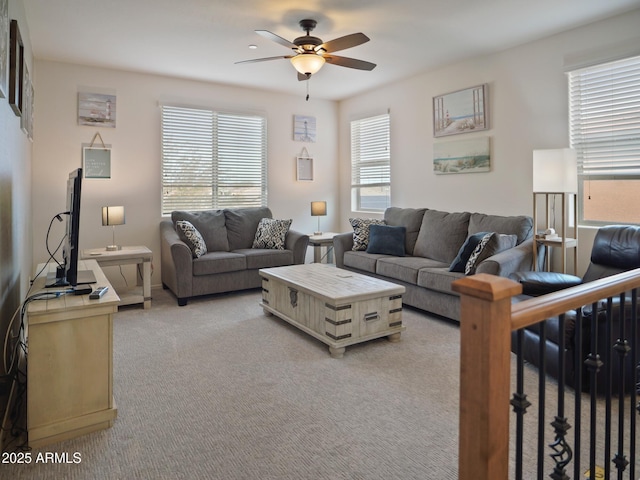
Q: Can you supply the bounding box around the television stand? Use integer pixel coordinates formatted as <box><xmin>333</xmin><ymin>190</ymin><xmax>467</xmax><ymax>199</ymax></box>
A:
<box><xmin>45</xmin><ymin>268</ymin><xmax>97</xmax><ymax>288</ymax></box>
<box><xmin>27</xmin><ymin>259</ymin><xmax>119</xmax><ymax>448</ymax></box>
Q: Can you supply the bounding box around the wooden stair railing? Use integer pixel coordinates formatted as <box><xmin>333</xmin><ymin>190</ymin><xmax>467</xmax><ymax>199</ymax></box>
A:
<box><xmin>453</xmin><ymin>269</ymin><xmax>640</xmax><ymax>480</ymax></box>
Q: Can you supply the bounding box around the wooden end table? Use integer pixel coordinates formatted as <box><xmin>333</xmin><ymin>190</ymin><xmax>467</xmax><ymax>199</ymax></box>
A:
<box><xmin>81</xmin><ymin>246</ymin><xmax>152</xmax><ymax>309</ymax></box>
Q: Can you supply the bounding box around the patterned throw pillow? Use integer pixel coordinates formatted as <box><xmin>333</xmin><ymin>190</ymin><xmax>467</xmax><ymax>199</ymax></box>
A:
<box><xmin>464</xmin><ymin>232</ymin><xmax>518</xmax><ymax>275</ymax></box>
<box><xmin>349</xmin><ymin>218</ymin><xmax>386</xmax><ymax>251</ymax></box>
<box><xmin>176</xmin><ymin>220</ymin><xmax>207</xmax><ymax>258</ymax></box>
<box><xmin>252</xmin><ymin>218</ymin><xmax>292</xmax><ymax>250</ymax></box>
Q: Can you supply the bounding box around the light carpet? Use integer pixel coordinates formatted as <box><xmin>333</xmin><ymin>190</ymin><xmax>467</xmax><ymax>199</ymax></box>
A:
<box><xmin>5</xmin><ymin>287</ymin><xmax>463</xmax><ymax>480</ymax></box>
<box><xmin>5</xmin><ymin>286</ymin><xmax>633</xmax><ymax>479</ymax></box>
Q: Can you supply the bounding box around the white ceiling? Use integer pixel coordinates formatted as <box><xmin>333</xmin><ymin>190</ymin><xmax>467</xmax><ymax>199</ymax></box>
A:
<box><xmin>22</xmin><ymin>0</ymin><xmax>640</xmax><ymax>101</ymax></box>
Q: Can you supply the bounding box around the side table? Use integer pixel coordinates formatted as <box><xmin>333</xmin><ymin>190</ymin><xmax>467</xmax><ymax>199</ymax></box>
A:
<box><xmin>308</xmin><ymin>232</ymin><xmax>339</xmax><ymax>263</ymax></box>
<box><xmin>81</xmin><ymin>246</ymin><xmax>152</xmax><ymax>309</ymax></box>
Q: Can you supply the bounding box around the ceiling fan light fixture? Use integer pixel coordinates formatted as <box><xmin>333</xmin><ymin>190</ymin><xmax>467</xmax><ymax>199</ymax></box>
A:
<box><xmin>291</xmin><ymin>53</ymin><xmax>325</xmax><ymax>75</ymax></box>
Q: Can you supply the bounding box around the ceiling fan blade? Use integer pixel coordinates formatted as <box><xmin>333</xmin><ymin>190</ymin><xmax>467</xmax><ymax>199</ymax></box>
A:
<box><xmin>255</xmin><ymin>30</ymin><xmax>297</xmax><ymax>49</ymax></box>
<box><xmin>297</xmin><ymin>72</ymin><xmax>311</xmax><ymax>82</ymax></box>
<box><xmin>317</xmin><ymin>33</ymin><xmax>369</xmax><ymax>53</ymax></box>
<box><xmin>235</xmin><ymin>55</ymin><xmax>292</xmax><ymax>65</ymax></box>
<box><xmin>324</xmin><ymin>55</ymin><xmax>376</xmax><ymax>71</ymax></box>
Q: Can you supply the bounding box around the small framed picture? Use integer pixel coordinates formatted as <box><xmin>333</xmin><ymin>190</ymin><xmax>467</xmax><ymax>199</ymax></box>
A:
<box><xmin>296</xmin><ymin>156</ymin><xmax>313</xmax><ymax>181</ymax></box>
<box><xmin>78</xmin><ymin>92</ymin><xmax>116</xmax><ymax>127</ymax></box>
<box><xmin>83</xmin><ymin>146</ymin><xmax>112</xmax><ymax>179</ymax></box>
<box><xmin>293</xmin><ymin>115</ymin><xmax>316</xmax><ymax>142</ymax></box>
<box><xmin>8</xmin><ymin>19</ymin><xmax>23</xmax><ymax>116</ymax></box>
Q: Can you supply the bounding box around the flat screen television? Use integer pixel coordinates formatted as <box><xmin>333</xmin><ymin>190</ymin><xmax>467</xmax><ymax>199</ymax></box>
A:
<box><xmin>46</xmin><ymin>168</ymin><xmax>97</xmax><ymax>288</ymax></box>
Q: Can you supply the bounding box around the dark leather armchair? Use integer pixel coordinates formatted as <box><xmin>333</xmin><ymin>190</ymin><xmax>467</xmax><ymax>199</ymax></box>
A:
<box><xmin>510</xmin><ymin>225</ymin><xmax>640</xmax><ymax>393</ymax></box>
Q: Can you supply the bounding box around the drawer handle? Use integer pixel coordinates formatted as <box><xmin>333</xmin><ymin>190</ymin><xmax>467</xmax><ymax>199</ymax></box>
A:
<box><xmin>289</xmin><ymin>287</ymin><xmax>298</xmax><ymax>308</ymax></box>
<box><xmin>364</xmin><ymin>312</ymin><xmax>379</xmax><ymax>322</ymax></box>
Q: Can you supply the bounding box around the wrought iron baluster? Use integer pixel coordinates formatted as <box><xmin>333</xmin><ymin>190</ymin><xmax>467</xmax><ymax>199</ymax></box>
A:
<box><xmin>605</xmin><ymin>297</ymin><xmax>613</xmax><ymax>478</ymax></box>
<box><xmin>549</xmin><ymin>313</ymin><xmax>572</xmax><ymax>480</ymax></box>
<box><xmin>539</xmin><ymin>320</ymin><xmax>546</xmax><ymax>480</ymax></box>
<box><xmin>574</xmin><ymin>307</ymin><xmax>584</xmax><ymax>480</ymax></box>
<box><xmin>613</xmin><ymin>292</ymin><xmax>630</xmax><ymax>476</ymax></box>
<box><xmin>511</xmin><ymin>329</ymin><xmax>531</xmax><ymax>480</ymax></box>
<box><xmin>586</xmin><ymin>301</ymin><xmax>603</xmax><ymax>480</ymax></box>
<box><xmin>631</xmin><ymin>289</ymin><xmax>638</xmax><ymax>480</ymax></box>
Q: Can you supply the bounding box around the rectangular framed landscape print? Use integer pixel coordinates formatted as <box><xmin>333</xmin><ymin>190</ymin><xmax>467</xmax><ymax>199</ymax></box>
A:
<box><xmin>433</xmin><ymin>84</ymin><xmax>488</xmax><ymax>137</ymax></box>
<box><xmin>293</xmin><ymin>115</ymin><xmax>316</xmax><ymax>142</ymax></box>
<box><xmin>433</xmin><ymin>136</ymin><xmax>490</xmax><ymax>175</ymax></box>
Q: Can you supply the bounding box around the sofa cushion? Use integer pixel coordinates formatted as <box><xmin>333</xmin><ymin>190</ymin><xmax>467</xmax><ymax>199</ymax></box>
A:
<box><xmin>468</xmin><ymin>213</ymin><xmax>533</xmax><ymax>245</ymax></box>
<box><xmin>172</xmin><ymin>210</ymin><xmax>229</xmax><ymax>252</ymax></box>
<box><xmin>192</xmin><ymin>251</ymin><xmax>247</xmax><ymax>276</ymax></box>
<box><xmin>175</xmin><ymin>220</ymin><xmax>208</xmax><ymax>258</ymax></box>
<box><xmin>377</xmin><ymin>256</ymin><xmax>449</xmax><ymax>285</ymax></box>
<box><xmin>349</xmin><ymin>218</ymin><xmax>385</xmax><ymax>251</ymax></box>
<box><xmin>413</xmin><ymin>209</ymin><xmax>471</xmax><ymax>264</ymax></box>
<box><xmin>225</xmin><ymin>207</ymin><xmax>272</xmax><ymax>251</ymax></box>
<box><xmin>343</xmin><ymin>250</ymin><xmax>386</xmax><ymax>273</ymax></box>
<box><xmin>234</xmin><ymin>248</ymin><xmax>294</xmax><ymax>269</ymax></box>
<box><xmin>366</xmin><ymin>225</ymin><xmax>406</xmax><ymax>256</ymax></box>
<box><xmin>384</xmin><ymin>207</ymin><xmax>426</xmax><ymax>255</ymax></box>
<box><xmin>417</xmin><ymin>267</ymin><xmax>465</xmax><ymax>295</ymax></box>
<box><xmin>252</xmin><ymin>218</ymin><xmax>292</xmax><ymax>250</ymax></box>
<box><xmin>449</xmin><ymin>232</ymin><xmax>488</xmax><ymax>272</ymax></box>
<box><xmin>465</xmin><ymin>232</ymin><xmax>518</xmax><ymax>275</ymax></box>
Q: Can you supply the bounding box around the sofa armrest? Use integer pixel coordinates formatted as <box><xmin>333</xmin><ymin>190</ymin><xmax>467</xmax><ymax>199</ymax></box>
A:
<box><xmin>160</xmin><ymin>220</ymin><xmax>193</xmax><ymax>298</ymax></box>
<box><xmin>475</xmin><ymin>237</ymin><xmax>538</xmax><ymax>277</ymax></box>
<box><xmin>285</xmin><ymin>230</ymin><xmax>310</xmax><ymax>264</ymax></box>
<box><xmin>333</xmin><ymin>232</ymin><xmax>354</xmax><ymax>268</ymax></box>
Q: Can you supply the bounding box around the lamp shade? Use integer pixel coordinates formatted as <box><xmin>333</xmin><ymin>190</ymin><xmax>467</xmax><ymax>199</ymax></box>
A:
<box><xmin>291</xmin><ymin>54</ymin><xmax>325</xmax><ymax>75</ymax></box>
<box><xmin>310</xmin><ymin>201</ymin><xmax>327</xmax><ymax>216</ymax></box>
<box><xmin>102</xmin><ymin>206</ymin><xmax>126</xmax><ymax>226</ymax></box>
<box><xmin>532</xmin><ymin>148</ymin><xmax>578</xmax><ymax>193</ymax></box>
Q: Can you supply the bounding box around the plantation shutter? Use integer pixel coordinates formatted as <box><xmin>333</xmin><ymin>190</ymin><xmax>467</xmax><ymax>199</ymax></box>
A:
<box><xmin>569</xmin><ymin>55</ymin><xmax>640</xmax><ymax>176</ymax></box>
<box><xmin>161</xmin><ymin>105</ymin><xmax>267</xmax><ymax>215</ymax></box>
<box><xmin>351</xmin><ymin>113</ymin><xmax>391</xmax><ymax>212</ymax></box>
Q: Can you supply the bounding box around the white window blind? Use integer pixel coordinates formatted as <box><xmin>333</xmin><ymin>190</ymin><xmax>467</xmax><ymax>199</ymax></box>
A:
<box><xmin>569</xmin><ymin>55</ymin><xmax>640</xmax><ymax>176</ymax></box>
<box><xmin>161</xmin><ymin>105</ymin><xmax>267</xmax><ymax>215</ymax></box>
<box><xmin>569</xmin><ymin>55</ymin><xmax>640</xmax><ymax>224</ymax></box>
<box><xmin>351</xmin><ymin>113</ymin><xmax>391</xmax><ymax>212</ymax></box>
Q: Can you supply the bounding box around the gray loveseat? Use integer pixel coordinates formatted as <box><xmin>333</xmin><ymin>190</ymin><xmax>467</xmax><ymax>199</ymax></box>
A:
<box><xmin>161</xmin><ymin>207</ymin><xmax>309</xmax><ymax>306</ymax></box>
<box><xmin>334</xmin><ymin>207</ymin><xmax>539</xmax><ymax>321</ymax></box>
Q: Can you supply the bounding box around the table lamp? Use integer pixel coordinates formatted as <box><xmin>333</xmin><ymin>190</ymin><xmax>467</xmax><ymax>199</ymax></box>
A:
<box><xmin>310</xmin><ymin>201</ymin><xmax>327</xmax><ymax>235</ymax></box>
<box><xmin>102</xmin><ymin>206</ymin><xmax>125</xmax><ymax>251</ymax></box>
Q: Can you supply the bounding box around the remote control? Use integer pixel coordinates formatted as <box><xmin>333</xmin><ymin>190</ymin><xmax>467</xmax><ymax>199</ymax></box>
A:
<box><xmin>89</xmin><ymin>286</ymin><xmax>109</xmax><ymax>299</ymax></box>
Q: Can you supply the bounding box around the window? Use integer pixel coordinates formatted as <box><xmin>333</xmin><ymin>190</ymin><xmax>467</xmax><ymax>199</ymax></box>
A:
<box><xmin>351</xmin><ymin>113</ymin><xmax>391</xmax><ymax>212</ymax></box>
<box><xmin>161</xmin><ymin>105</ymin><xmax>267</xmax><ymax>215</ymax></box>
<box><xmin>569</xmin><ymin>55</ymin><xmax>640</xmax><ymax>225</ymax></box>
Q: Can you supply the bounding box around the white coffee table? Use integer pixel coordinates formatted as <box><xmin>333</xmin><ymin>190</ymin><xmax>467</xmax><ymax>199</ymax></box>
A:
<box><xmin>259</xmin><ymin>263</ymin><xmax>405</xmax><ymax>358</ymax></box>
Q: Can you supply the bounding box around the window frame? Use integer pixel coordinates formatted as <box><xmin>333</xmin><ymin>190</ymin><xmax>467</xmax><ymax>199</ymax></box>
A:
<box><xmin>161</xmin><ymin>105</ymin><xmax>267</xmax><ymax>215</ymax></box>
<box><xmin>350</xmin><ymin>112</ymin><xmax>391</xmax><ymax>213</ymax></box>
<box><xmin>568</xmin><ymin>54</ymin><xmax>640</xmax><ymax>226</ymax></box>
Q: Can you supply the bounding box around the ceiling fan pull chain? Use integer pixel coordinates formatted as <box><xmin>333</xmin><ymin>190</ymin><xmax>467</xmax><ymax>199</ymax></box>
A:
<box><xmin>306</xmin><ymin>78</ymin><xmax>310</xmax><ymax>101</ymax></box>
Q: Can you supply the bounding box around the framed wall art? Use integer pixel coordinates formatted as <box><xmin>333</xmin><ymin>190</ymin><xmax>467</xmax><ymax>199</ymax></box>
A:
<box><xmin>296</xmin><ymin>156</ymin><xmax>314</xmax><ymax>181</ymax></box>
<box><xmin>433</xmin><ymin>136</ymin><xmax>490</xmax><ymax>175</ymax></box>
<box><xmin>8</xmin><ymin>19</ymin><xmax>24</xmax><ymax>116</ymax></box>
<box><xmin>433</xmin><ymin>84</ymin><xmax>488</xmax><ymax>137</ymax></box>
<box><xmin>78</xmin><ymin>91</ymin><xmax>116</xmax><ymax>127</ymax></box>
<box><xmin>0</xmin><ymin>0</ymin><xmax>8</xmax><ymax>98</ymax></box>
<box><xmin>293</xmin><ymin>115</ymin><xmax>316</xmax><ymax>142</ymax></box>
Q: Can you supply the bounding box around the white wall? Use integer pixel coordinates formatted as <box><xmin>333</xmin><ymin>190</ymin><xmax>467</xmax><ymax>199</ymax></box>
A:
<box><xmin>338</xmin><ymin>9</ymin><xmax>640</xmax><ymax>276</ymax></box>
<box><xmin>31</xmin><ymin>62</ymin><xmax>338</xmax><ymax>288</ymax></box>
<box><xmin>1</xmin><ymin>0</ymin><xmax>32</xmax><ymax>339</ymax></box>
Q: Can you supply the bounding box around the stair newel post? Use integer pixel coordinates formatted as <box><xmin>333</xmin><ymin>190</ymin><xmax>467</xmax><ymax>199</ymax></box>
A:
<box><xmin>452</xmin><ymin>273</ymin><xmax>522</xmax><ymax>480</ymax></box>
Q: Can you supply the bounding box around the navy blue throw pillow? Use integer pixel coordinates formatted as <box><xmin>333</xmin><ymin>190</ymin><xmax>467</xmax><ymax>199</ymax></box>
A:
<box><xmin>449</xmin><ymin>232</ymin><xmax>489</xmax><ymax>272</ymax></box>
<box><xmin>366</xmin><ymin>225</ymin><xmax>406</xmax><ymax>256</ymax></box>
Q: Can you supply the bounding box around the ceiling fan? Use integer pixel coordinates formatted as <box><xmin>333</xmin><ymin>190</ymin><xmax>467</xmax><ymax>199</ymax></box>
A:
<box><xmin>236</xmin><ymin>19</ymin><xmax>376</xmax><ymax>81</ymax></box>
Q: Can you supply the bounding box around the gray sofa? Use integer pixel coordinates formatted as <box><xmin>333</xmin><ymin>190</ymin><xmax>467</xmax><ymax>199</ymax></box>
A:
<box><xmin>161</xmin><ymin>207</ymin><xmax>309</xmax><ymax>306</ymax></box>
<box><xmin>334</xmin><ymin>207</ymin><xmax>539</xmax><ymax>321</ymax></box>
